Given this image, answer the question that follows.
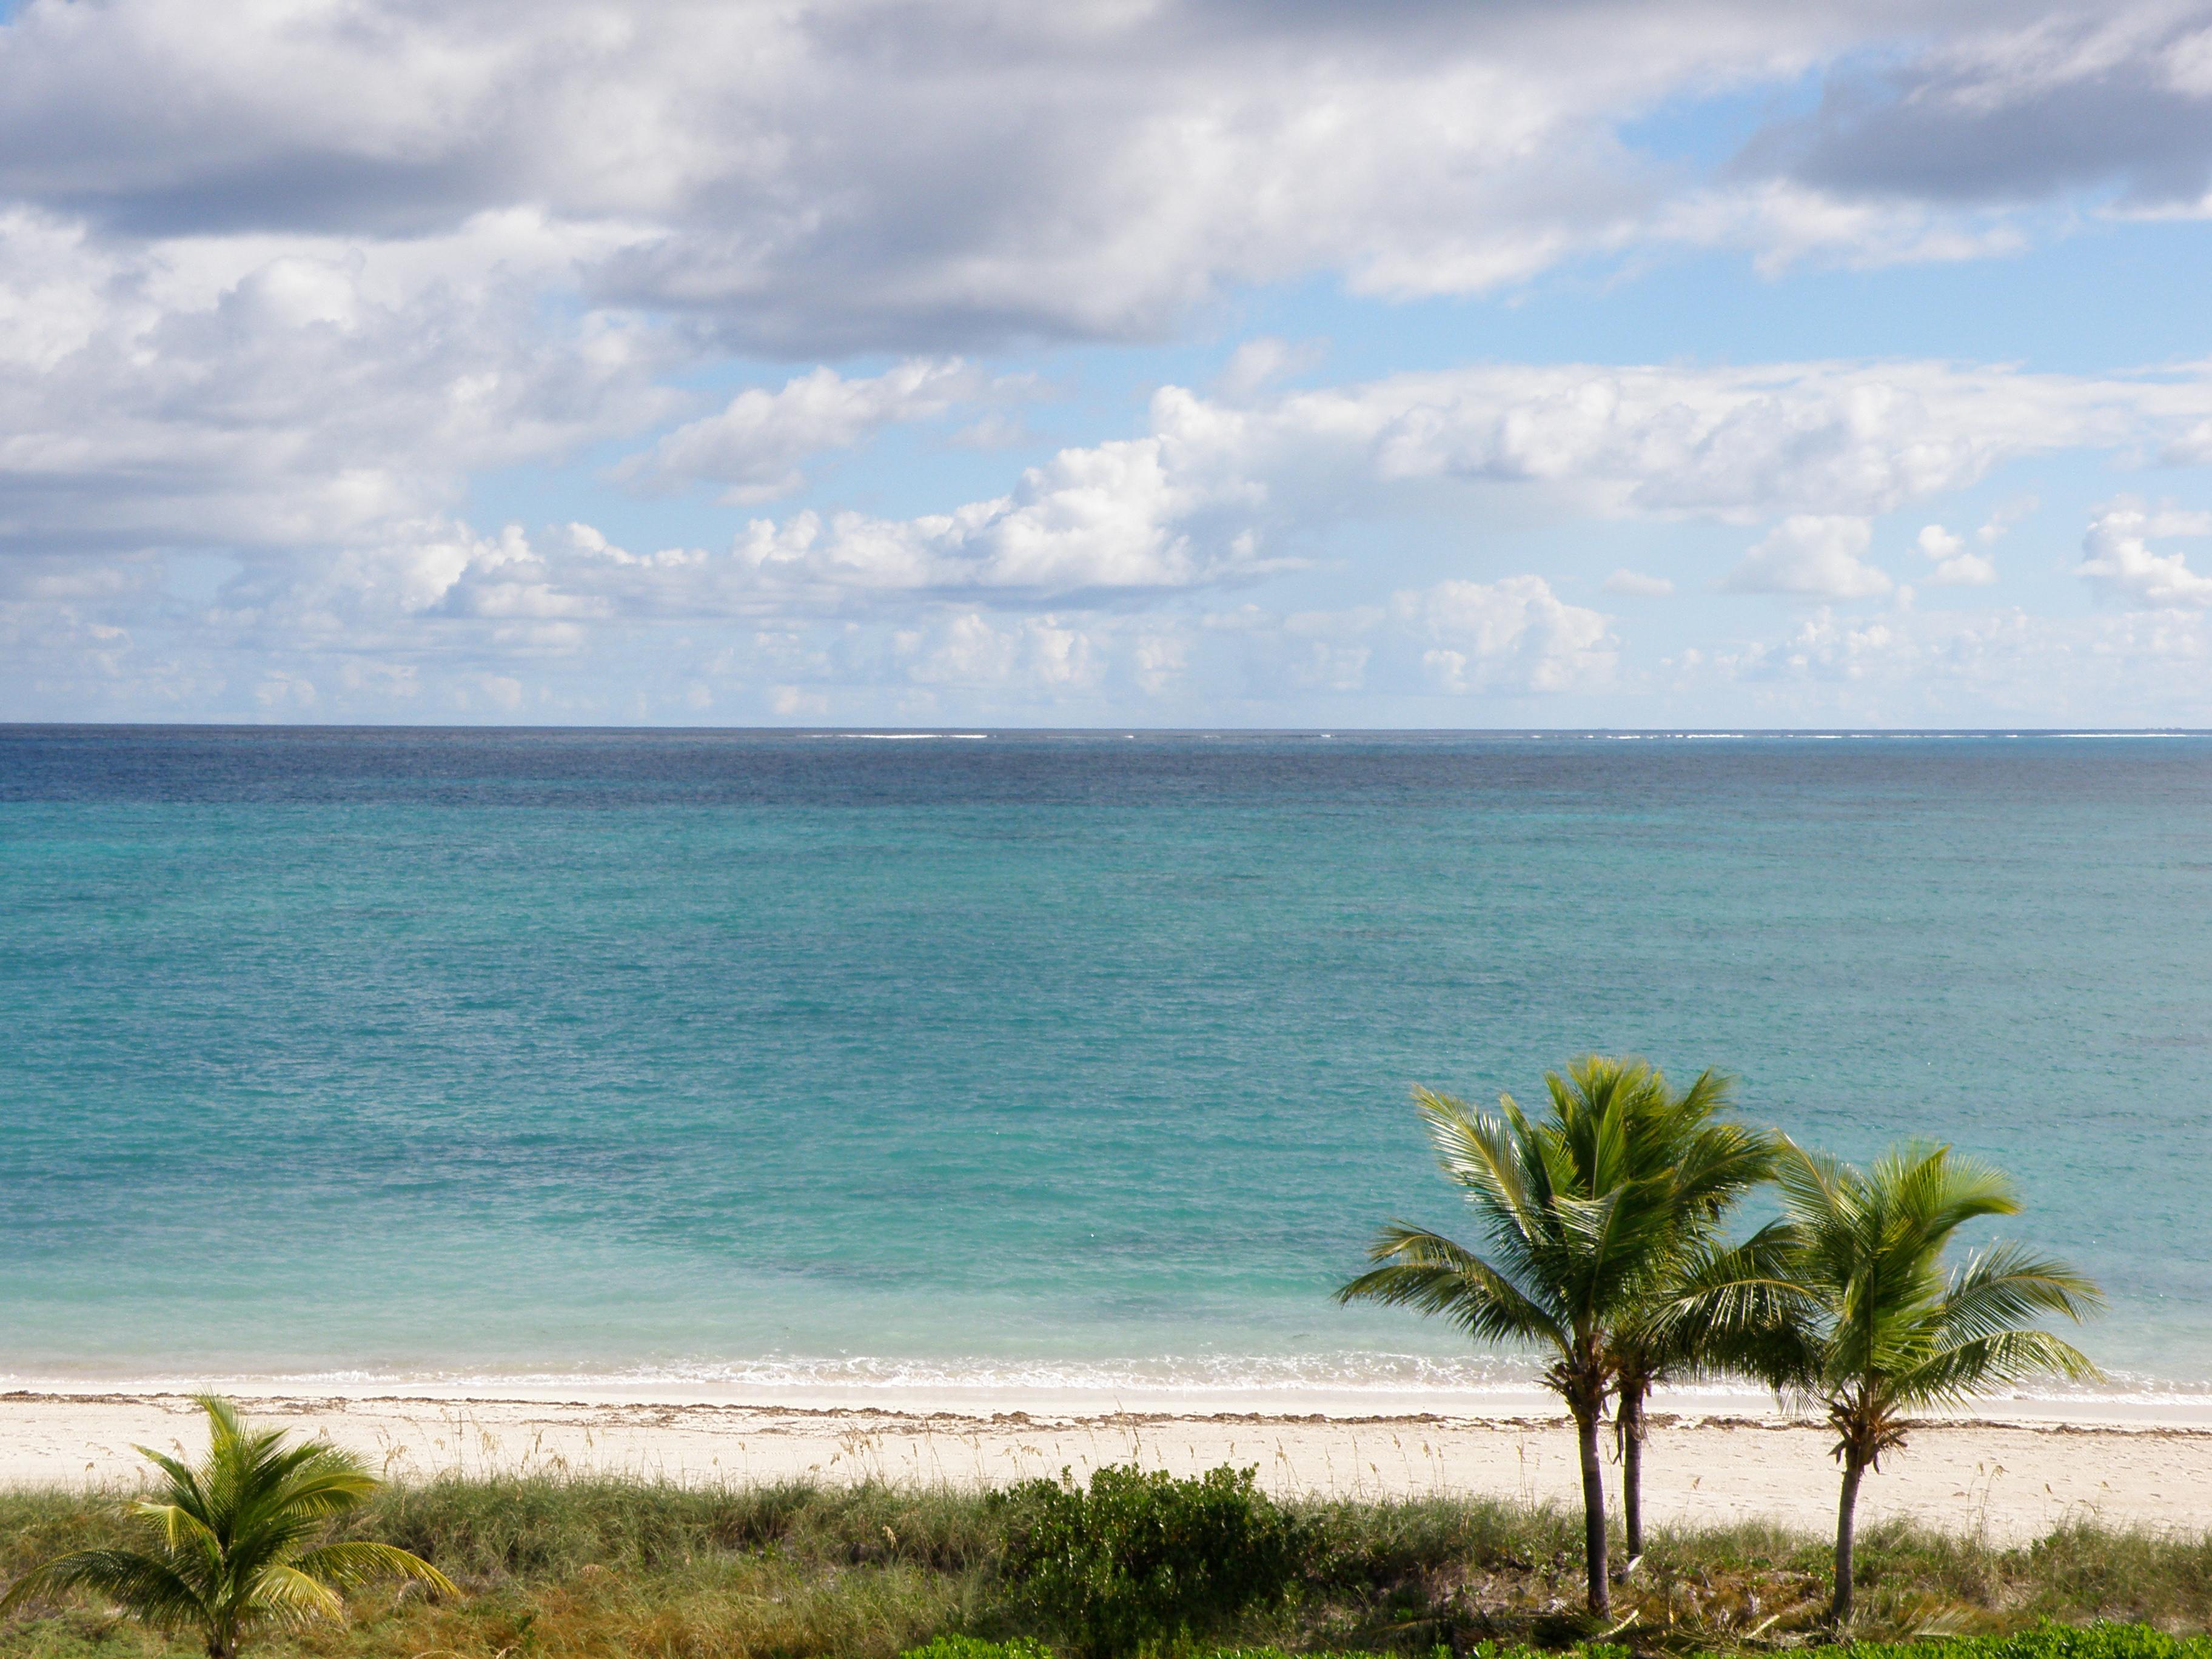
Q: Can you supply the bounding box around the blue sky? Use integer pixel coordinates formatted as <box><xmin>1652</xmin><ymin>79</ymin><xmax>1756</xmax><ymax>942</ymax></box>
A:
<box><xmin>8</xmin><ymin>0</ymin><xmax>2212</xmax><ymax>726</ymax></box>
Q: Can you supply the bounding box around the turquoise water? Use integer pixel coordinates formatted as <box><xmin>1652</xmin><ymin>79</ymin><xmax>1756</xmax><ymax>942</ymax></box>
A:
<box><xmin>2</xmin><ymin>726</ymin><xmax>2208</xmax><ymax>1396</ymax></box>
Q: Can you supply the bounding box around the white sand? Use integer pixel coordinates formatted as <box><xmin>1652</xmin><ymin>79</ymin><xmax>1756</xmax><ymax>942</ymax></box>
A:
<box><xmin>3</xmin><ymin>1390</ymin><xmax>2207</xmax><ymax>1544</ymax></box>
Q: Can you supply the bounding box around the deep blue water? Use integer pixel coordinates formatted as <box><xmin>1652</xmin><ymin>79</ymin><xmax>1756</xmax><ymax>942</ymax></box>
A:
<box><xmin>2</xmin><ymin>726</ymin><xmax>2207</xmax><ymax>1393</ymax></box>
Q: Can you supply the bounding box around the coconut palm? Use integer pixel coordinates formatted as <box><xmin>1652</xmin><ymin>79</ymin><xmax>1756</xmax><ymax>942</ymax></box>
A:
<box><xmin>0</xmin><ymin>1395</ymin><xmax>454</xmax><ymax>1658</ymax></box>
<box><xmin>1606</xmin><ymin>1214</ymin><xmax>1798</xmax><ymax>1563</ymax></box>
<box><xmin>1552</xmin><ymin>1064</ymin><xmax>1778</xmax><ymax>1564</ymax></box>
<box><xmin>1336</xmin><ymin>1056</ymin><xmax>1757</xmax><ymax>1614</ymax></box>
<box><xmin>1749</xmin><ymin>1140</ymin><xmax>2103</xmax><ymax>1624</ymax></box>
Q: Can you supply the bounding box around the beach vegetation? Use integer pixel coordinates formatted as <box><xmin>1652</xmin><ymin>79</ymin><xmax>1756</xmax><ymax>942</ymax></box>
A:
<box><xmin>3</xmin><ymin>1476</ymin><xmax>2211</xmax><ymax>1659</ymax></box>
<box><xmin>902</xmin><ymin>1639</ymin><xmax>1054</xmax><ymax>1659</ymax></box>
<box><xmin>898</xmin><ymin>1627</ymin><xmax>2211</xmax><ymax>1659</ymax></box>
<box><xmin>994</xmin><ymin>1464</ymin><xmax>1305</xmax><ymax>1659</ymax></box>
<box><xmin>1734</xmin><ymin>1141</ymin><xmax>2105</xmax><ymax>1626</ymax></box>
<box><xmin>1336</xmin><ymin>1059</ymin><xmax>1772</xmax><ymax>1614</ymax></box>
<box><xmin>0</xmin><ymin>1398</ymin><xmax>452</xmax><ymax>1659</ymax></box>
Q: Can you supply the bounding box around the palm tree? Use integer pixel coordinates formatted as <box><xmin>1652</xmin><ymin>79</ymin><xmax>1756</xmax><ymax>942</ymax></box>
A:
<box><xmin>1553</xmin><ymin>1064</ymin><xmax>1778</xmax><ymax>1564</ymax></box>
<box><xmin>1336</xmin><ymin>1056</ymin><xmax>1755</xmax><ymax>1615</ymax></box>
<box><xmin>0</xmin><ymin>1395</ymin><xmax>455</xmax><ymax>1658</ymax></box>
<box><xmin>1749</xmin><ymin>1141</ymin><xmax>2103</xmax><ymax>1625</ymax></box>
<box><xmin>1606</xmin><ymin>1216</ymin><xmax>1797</xmax><ymax>1563</ymax></box>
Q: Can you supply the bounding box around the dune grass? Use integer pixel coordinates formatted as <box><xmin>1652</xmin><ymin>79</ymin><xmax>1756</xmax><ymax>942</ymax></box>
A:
<box><xmin>0</xmin><ymin>1476</ymin><xmax>2207</xmax><ymax>1659</ymax></box>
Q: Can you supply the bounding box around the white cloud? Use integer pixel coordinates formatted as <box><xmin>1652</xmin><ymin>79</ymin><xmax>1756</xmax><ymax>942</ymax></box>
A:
<box><xmin>634</xmin><ymin>358</ymin><xmax>990</xmax><ymax>502</ymax></box>
<box><xmin>1604</xmin><ymin>568</ymin><xmax>1675</xmax><ymax>596</ymax></box>
<box><xmin>15</xmin><ymin>345</ymin><xmax>2212</xmax><ymax>724</ymax></box>
<box><xmin>1246</xmin><ymin>357</ymin><xmax>2201</xmax><ymax>523</ymax></box>
<box><xmin>718</xmin><ymin>412</ymin><xmax>1275</xmax><ymax>603</ymax></box>
<box><xmin>1395</xmin><ymin>577</ymin><xmax>1617</xmax><ymax>693</ymax></box>
<box><xmin>11</xmin><ymin>0</ymin><xmax>2212</xmax><ymax>731</ymax></box>
<box><xmin>1917</xmin><ymin>523</ymin><xmax>1998</xmax><ymax>585</ymax></box>
<box><xmin>1978</xmin><ymin>496</ymin><xmax>2039</xmax><ymax>541</ymax></box>
<box><xmin>2077</xmin><ymin>503</ymin><xmax>2212</xmax><ymax>608</ymax></box>
<box><xmin>0</xmin><ymin>0</ymin><xmax>2201</xmax><ymax>366</ymax></box>
<box><xmin>0</xmin><ymin>206</ymin><xmax>676</xmax><ymax>565</ymax></box>
<box><xmin>1683</xmin><ymin>600</ymin><xmax>2212</xmax><ymax>726</ymax></box>
<box><xmin>1217</xmin><ymin>336</ymin><xmax>1328</xmax><ymax>400</ymax></box>
<box><xmin>893</xmin><ymin>612</ymin><xmax>1101</xmax><ymax>691</ymax></box>
<box><xmin>1722</xmin><ymin>515</ymin><xmax>1892</xmax><ymax>598</ymax></box>
<box><xmin>235</xmin><ymin>354</ymin><xmax>2207</xmax><ymax>633</ymax></box>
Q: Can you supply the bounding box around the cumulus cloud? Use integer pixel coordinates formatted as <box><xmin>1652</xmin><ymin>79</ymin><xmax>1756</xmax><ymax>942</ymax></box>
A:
<box><xmin>1604</xmin><ymin>568</ymin><xmax>1675</xmax><ymax>596</ymax></box>
<box><xmin>1396</xmin><ymin>577</ymin><xmax>1618</xmax><ymax>693</ymax></box>
<box><xmin>0</xmin><ymin>205</ymin><xmax>675</xmax><ymax>566</ymax></box>
<box><xmin>12</xmin><ymin>0</ymin><xmax>2212</xmax><ymax>730</ymax></box>
<box><xmin>1201</xmin><ymin>575</ymin><xmax>1615</xmax><ymax>701</ymax></box>
<box><xmin>15</xmin><ymin>345</ymin><xmax>2212</xmax><ymax>723</ymax></box>
<box><xmin>894</xmin><ymin>612</ymin><xmax>1102</xmax><ymax>691</ymax></box>
<box><xmin>0</xmin><ymin>0</ymin><xmax>2202</xmax><ymax>366</ymax></box>
<box><xmin>1245</xmin><ymin>358</ymin><xmax>2205</xmax><ymax>523</ymax></box>
<box><xmin>208</xmin><ymin>356</ymin><xmax>2212</xmax><ymax>635</ymax></box>
<box><xmin>1917</xmin><ymin>523</ymin><xmax>1998</xmax><ymax>585</ymax></box>
<box><xmin>1683</xmin><ymin>600</ymin><xmax>2212</xmax><ymax>726</ymax></box>
<box><xmin>633</xmin><ymin>358</ymin><xmax>993</xmax><ymax>502</ymax></box>
<box><xmin>2077</xmin><ymin>502</ymin><xmax>2212</xmax><ymax>608</ymax></box>
<box><xmin>1722</xmin><ymin>515</ymin><xmax>1893</xmax><ymax>598</ymax></box>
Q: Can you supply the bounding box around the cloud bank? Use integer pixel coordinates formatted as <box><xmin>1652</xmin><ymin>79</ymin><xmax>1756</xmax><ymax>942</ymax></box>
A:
<box><xmin>7</xmin><ymin>0</ymin><xmax>2212</xmax><ymax>723</ymax></box>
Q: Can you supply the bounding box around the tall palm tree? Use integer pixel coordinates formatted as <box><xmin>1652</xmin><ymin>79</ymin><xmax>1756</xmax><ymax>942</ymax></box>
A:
<box><xmin>0</xmin><ymin>1396</ymin><xmax>455</xmax><ymax>1658</ymax></box>
<box><xmin>1606</xmin><ymin>1217</ymin><xmax>1795</xmax><ymax>1562</ymax></box>
<box><xmin>1336</xmin><ymin>1056</ymin><xmax>1755</xmax><ymax>1614</ymax></box>
<box><xmin>1552</xmin><ymin>1064</ymin><xmax>1777</xmax><ymax>1564</ymax></box>
<box><xmin>1749</xmin><ymin>1141</ymin><xmax>2103</xmax><ymax>1624</ymax></box>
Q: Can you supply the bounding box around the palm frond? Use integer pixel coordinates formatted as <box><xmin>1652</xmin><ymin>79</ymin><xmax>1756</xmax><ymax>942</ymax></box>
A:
<box><xmin>288</xmin><ymin>1543</ymin><xmax>457</xmax><ymax>1597</ymax></box>
<box><xmin>1893</xmin><ymin>1329</ymin><xmax>2103</xmax><ymax>1409</ymax></box>
<box><xmin>132</xmin><ymin>1446</ymin><xmax>212</xmax><ymax>1519</ymax></box>
<box><xmin>0</xmin><ymin>1550</ymin><xmax>209</xmax><ymax>1628</ymax></box>
<box><xmin>126</xmin><ymin>1502</ymin><xmax>223</xmax><ymax>1563</ymax></box>
<box><xmin>1888</xmin><ymin>1144</ymin><xmax>2019</xmax><ymax>1244</ymax></box>
<box><xmin>1937</xmin><ymin>1243</ymin><xmax>2106</xmax><ymax>1344</ymax></box>
<box><xmin>1338</xmin><ymin>1224</ymin><xmax>1567</xmax><ymax>1349</ymax></box>
<box><xmin>248</xmin><ymin>1566</ymin><xmax>347</xmax><ymax>1627</ymax></box>
<box><xmin>1416</xmin><ymin>1090</ymin><xmax>1543</xmax><ymax>1246</ymax></box>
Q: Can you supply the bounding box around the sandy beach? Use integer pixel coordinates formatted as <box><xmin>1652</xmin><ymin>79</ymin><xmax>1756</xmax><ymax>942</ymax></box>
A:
<box><xmin>4</xmin><ymin>1390</ymin><xmax>2206</xmax><ymax>1546</ymax></box>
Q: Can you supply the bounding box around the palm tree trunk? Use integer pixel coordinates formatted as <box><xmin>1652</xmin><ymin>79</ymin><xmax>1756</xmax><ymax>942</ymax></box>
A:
<box><xmin>1831</xmin><ymin>1455</ymin><xmax>1866</xmax><ymax>1625</ymax></box>
<box><xmin>1573</xmin><ymin>1402</ymin><xmax>1610</xmax><ymax>1615</ymax></box>
<box><xmin>1618</xmin><ymin>1380</ymin><xmax>1646</xmax><ymax>1563</ymax></box>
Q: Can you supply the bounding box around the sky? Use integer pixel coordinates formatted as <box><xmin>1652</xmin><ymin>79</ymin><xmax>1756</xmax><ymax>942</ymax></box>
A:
<box><xmin>9</xmin><ymin>0</ymin><xmax>2212</xmax><ymax>728</ymax></box>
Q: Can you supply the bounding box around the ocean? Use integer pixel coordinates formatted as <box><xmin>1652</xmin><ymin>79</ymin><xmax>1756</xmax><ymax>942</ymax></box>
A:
<box><xmin>2</xmin><ymin>726</ymin><xmax>2207</xmax><ymax>1403</ymax></box>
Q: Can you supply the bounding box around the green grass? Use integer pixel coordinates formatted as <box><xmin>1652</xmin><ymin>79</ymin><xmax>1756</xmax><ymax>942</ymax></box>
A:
<box><xmin>1</xmin><ymin>1476</ymin><xmax>2207</xmax><ymax>1659</ymax></box>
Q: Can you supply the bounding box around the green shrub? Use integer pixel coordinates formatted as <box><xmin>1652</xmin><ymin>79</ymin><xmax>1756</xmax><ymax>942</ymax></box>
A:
<box><xmin>1840</xmin><ymin>1624</ymin><xmax>2212</xmax><ymax>1659</ymax></box>
<box><xmin>900</xmin><ymin>1639</ymin><xmax>1056</xmax><ymax>1659</ymax></box>
<box><xmin>997</xmin><ymin>1466</ymin><xmax>1307</xmax><ymax>1659</ymax></box>
<box><xmin>1183</xmin><ymin>1646</ymin><xmax>1609</xmax><ymax>1659</ymax></box>
<box><xmin>896</xmin><ymin>1632</ymin><xmax>2212</xmax><ymax>1659</ymax></box>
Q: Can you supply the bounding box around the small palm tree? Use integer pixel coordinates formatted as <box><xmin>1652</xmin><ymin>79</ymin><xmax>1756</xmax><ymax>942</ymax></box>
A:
<box><xmin>1337</xmin><ymin>1057</ymin><xmax>1742</xmax><ymax>1615</ymax></box>
<box><xmin>0</xmin><ymin>1395</ymin><xmax>455</xmax><ymax>1658</ymax></box>
<box><xmin>1752</xmin><ymin>1141</ymin><xmax>2103</xmax><ymax>1624</ymax></box>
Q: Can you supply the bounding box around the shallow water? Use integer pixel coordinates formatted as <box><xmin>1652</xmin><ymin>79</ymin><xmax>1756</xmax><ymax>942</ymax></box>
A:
<box><xmin>2</xmin><ymin>726</ymin><xmax>2206</xmax><ymax>1397</ymax></box>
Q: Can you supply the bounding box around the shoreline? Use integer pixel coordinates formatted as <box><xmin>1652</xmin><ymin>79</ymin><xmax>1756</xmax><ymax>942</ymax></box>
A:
<box><xmin>4</xmin><ymin>1387</ymin><xmax>2208</xmax><ymax>1544</ymax></box>
<box><xmin>7</xmin><ymin>1371</ymin><xmax>2212</xmax><ymax>1427</ymax></box>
